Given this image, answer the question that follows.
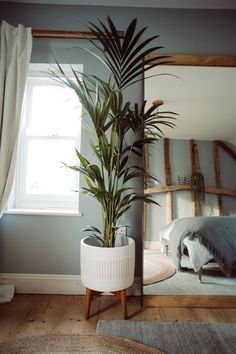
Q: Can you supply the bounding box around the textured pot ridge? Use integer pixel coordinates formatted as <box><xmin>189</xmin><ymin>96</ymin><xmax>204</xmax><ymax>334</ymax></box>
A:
<box><xmin>80</xmin><ymin>236</ymin><xmax>135</xmax><ymax>292</ymax></box>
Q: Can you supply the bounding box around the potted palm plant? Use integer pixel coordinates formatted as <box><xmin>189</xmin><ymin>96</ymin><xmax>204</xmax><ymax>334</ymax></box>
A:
<box><xmin>50</xmin><ymin>17</ymin><xmax>175</xmax><ymax>298</ymax></box>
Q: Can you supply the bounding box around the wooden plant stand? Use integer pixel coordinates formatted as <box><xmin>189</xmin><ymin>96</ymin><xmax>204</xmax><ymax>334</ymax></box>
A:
<box><xmin>85</xmin><ymin>287</ymin><xmax>127</xmax><ymax>320</ymax></box>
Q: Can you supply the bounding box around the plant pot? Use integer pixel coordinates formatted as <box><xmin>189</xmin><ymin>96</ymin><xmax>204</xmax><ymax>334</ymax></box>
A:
<box><xmin>80</xmin><ymin>236</ymin><xmax>135</xmax><ymax>292</ymax></box>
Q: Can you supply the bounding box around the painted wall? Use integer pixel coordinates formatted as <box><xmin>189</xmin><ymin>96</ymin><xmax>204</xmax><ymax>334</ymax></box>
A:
<box><xmin>0</xmin><ymin>2</ymin><xmax>236</xmax><ymax>278</ymax></box>
<box><xmin>146</xmin><ymin>139</ymin><xmax>236</xmax><ymax>242</ymax></box>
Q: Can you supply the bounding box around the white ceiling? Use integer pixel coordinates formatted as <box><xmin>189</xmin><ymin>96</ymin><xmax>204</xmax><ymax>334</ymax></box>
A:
<box><xmin>3</xmin><ymin>0</ymin><xmax>236</xmax><ymax>9</ymax></box>
<box><xmin>145</xmin><ymin>66</ymin><xmax>236</xmax><ymax>145</ymax></box>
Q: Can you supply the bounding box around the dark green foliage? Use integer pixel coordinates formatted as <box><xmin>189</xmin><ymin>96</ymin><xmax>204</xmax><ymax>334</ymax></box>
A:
<box><xmin>50</xmin><ymin>17</ymin><xmax>176</xmax><ymax>247</ymax></box>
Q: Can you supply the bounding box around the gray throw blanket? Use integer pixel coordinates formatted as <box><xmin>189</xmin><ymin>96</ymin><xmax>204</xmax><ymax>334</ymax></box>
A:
<box><xmin>169</xmin><ymin>216</ymin><xmax>236</xmax><ymax>276</ymax></box>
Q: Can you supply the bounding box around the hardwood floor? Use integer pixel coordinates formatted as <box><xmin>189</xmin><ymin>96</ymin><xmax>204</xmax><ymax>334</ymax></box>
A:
<box><xmin>1</xmin><ymin>294</ymin><xmax>236</xmax><ymax>344</ymax></box>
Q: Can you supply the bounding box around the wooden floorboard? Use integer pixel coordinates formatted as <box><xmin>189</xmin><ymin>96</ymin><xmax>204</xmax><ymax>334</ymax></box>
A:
<box><xmin>0</xmin><ymin>294</ymin><xmax>236</xmax><ymax>344</ymax></box>
<box><xmin>144</xmin><ymin>295</ymin><xmax>236</xmax><ymax>308</ymax></box>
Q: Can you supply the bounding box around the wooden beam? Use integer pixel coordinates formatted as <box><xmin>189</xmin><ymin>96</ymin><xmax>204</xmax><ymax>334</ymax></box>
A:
<box><xmin>166</xmin><ymin>192</ymin><xmax>173</xmax><ymax>224</ymax></box>
<box><xmin>190</xmin><ymin>140</ymin><xmax>198</xmax><ymax>216</ymax></box>
<box><xmin>145</xmin><ymin>185</ymin><xmax>192</xmax><ymax>194</ymax></box>
<box><xmin>164</xmin><ymin>139</ymin><xmax>172</xmax><ymax>185</ymax></box>
<box><xmin>144</xmin><ymin>184</ymin><xmax>236</xmax><ymax>197</ymax></box>
<box><xmin>190</xmin><ymin>139</ymin><xmax>197</xmax><ymax>174</ymax></box>
<box><xmin>216</xmin><ymin>141</ymin><xmax>236</xmax><ymax>162</ymax></box>
<box><xmin>206</xmin><ymin>186</ymin><xmax>236</xmax><ymax>197</ymax></box>
<box><xmin>146</xmin><ymin>54</ymin><xmax>236</xmax><ymax>67</ymax></box>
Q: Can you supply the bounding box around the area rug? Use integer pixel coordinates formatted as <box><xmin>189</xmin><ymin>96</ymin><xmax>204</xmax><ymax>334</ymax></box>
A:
<box><xmin>97</xmin><ymin>320</ymin><xmax>236</xmax><ymax>354</ymax></box>
<box><xmin>143</xmin><ymin>253</ymin><xmax>176</xmax><ymax>285</ymax></box>
<box><xmin>143</xmin><ymin>252</ymin><xmax>236</xmax><ymax>295</ymax></box>
<box><xmin>0</xmin><ymin>333</ymin><xmax>164</xmax><ymax>354</ymax></box>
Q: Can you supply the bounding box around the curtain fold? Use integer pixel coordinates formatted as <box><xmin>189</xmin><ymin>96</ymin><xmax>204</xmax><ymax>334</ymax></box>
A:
<box><xmin>0</xmin><ymin>20</ymin><xmax>32</xmax><ymax>217</ymax></box>
<box><xmin>0</xmin><ymin>21</ymin><xmax>32</xmax><ymax>304</ymax></box>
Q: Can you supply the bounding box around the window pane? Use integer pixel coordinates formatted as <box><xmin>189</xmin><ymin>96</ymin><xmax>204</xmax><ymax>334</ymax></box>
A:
<box><xmin>28</xmin><ymin>80</ymin><xmax>80</xmax><ymax>136</ymax></box>
<box><xmin>25</xmin><ymin>138</ymin><xmax>79</xmax><ymax>196</ymax></box>
<box><xmin>13</xmin><ymin>71</ymin><xmax>83</xmax><ymax>211</ymax></box>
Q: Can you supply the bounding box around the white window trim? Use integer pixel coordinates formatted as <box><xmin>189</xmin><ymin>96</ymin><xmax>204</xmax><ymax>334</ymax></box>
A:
<box><xmin>7</xmin><ymin>63</ymin><xmax>83</xmax><ymax>216</ymax></box>
<box><xmin>4</xmin><ymin>208</ymin><xmax>82</xmax><ymax>217</ymax></box>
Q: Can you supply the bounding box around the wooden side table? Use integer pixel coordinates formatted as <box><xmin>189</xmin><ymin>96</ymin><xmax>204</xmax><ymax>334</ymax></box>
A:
<box><xmin>85</xmin><ymin>287</ymin><xmax>127</xmax><ymax>319</ymax></box>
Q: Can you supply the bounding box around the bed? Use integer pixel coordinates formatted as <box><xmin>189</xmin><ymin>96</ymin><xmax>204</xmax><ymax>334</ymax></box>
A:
<box><xmin>160</xmin><ymin>216</ymin><xmax>236</xmax><ymax>280</ymax></box>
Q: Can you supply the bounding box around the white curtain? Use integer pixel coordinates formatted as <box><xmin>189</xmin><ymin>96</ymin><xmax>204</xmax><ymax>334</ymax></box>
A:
<box><xmin>0</xmin><ymin>20</ymin><xmax>32</xmax><ymax>217</ymax></box>
<box><xmin>0</xmin><ymin>21</ymin><xmax>32</xmax><ymax>303</ymax></box>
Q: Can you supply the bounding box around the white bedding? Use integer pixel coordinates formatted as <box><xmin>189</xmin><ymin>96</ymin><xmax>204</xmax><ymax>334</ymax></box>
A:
<box><xmin>159</xmin><ymin>221</ymin><xmax>214</xmax><ymax>272</ymax></box>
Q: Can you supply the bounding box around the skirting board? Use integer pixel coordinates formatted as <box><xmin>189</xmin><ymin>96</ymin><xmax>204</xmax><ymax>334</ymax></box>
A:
<box><xmin>0</xmin><ymin>273</ymin><xmax>141</xmax><ymax>296</ymax></box>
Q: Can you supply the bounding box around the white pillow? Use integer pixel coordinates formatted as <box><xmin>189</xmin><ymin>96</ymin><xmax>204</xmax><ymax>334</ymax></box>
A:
<box><xmin>183</xmin><ymin>237</ymin><xmax>214</xmax><ymax>272</ymax></box>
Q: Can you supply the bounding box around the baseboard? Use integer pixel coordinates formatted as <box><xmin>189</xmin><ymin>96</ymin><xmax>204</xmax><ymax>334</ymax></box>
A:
<box><xmin>0</xmin><ymin>273</ymin><xmax>141</xmax><ymax>296</ymax></box>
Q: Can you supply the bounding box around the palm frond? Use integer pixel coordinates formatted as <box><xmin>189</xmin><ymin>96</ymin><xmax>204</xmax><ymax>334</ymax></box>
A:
<box><xmin>48</xmin><ymin>17</ymin><xmax>177</xmax><ymax>247</ymax></box>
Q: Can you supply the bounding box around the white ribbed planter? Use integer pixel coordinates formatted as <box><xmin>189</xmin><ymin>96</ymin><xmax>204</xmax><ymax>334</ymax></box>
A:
<box><xmin>80</xmin><ymin>236</ymin><xmax>135</xmax><ymax>292</ymax></box>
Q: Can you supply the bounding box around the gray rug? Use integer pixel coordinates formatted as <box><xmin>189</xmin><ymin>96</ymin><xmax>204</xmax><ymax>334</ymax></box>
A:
<box><xmin>97</xmin><ymin>320</ymin><xmax>236</xmax><ymax>354</ymax></box>
<box><xmin>143</xmin><ymin>252</ymin><xmax>236</xmax><ymax>295</ymax></box>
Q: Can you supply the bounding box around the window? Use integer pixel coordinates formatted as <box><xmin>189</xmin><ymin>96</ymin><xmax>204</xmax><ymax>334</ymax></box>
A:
<box><xmin>9</xmin><ymin>64</ymin><xmax>82</xmax><ymax>214</ymax></box>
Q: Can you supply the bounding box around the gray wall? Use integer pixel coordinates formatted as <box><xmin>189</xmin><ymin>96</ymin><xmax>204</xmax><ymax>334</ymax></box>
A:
<box><xmin>146</xmin><ymin>139</ymin><xmax>236</xmax><ymax>241</ymax></box>
<box><xmin>0</xmin><ymin>2</ymin><xmax>236</xmax><ymax>277</ymax></box>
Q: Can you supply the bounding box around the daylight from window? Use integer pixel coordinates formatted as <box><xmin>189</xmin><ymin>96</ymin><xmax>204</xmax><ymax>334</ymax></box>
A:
<box><xmin>10</xmin><ymin>66</ymin><xmax>82</xmax><ymax>213</ymax></box>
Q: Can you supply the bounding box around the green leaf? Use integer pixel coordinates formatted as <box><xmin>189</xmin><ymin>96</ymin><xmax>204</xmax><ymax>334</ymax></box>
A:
<box><xmin>47</xmin><ymin>17</ymin><xmax>177</xmax><ymax>248</ymax></box>
<box><xmin>82</xmin><ymin>225</ymin><xmax>102</xmax><ymax>234</ymax></box>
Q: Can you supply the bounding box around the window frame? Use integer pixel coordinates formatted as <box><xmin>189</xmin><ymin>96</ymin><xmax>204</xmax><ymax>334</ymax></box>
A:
<box><xmin>8</xmin><ymin>63</ymin><xmax>83</xmax><ymax>215</ymax></box>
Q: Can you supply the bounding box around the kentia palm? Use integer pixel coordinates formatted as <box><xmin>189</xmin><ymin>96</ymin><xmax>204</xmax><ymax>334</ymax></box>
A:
<box><xmin>51</xmin><ymin>17</ymin><xmax>175</xmax><ymax>247</ymax></box>
<box><xmin>50</xmin><ymin>18</ymin><xmax>176</xmax><ymax>298</ymax></box>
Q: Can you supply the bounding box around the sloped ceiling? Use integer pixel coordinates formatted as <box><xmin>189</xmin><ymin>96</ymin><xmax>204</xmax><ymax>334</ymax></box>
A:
<box><xmin>145</xmin><ymin>66</ymin><xmax>236</xmax><ymax>145</ymax></box>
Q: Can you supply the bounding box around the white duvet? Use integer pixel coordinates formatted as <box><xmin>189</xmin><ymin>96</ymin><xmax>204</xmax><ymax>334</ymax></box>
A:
<box><xmin>159</xmin><ymin>221</ymin><xmax>214</xmax><ymax>272</ymax></box>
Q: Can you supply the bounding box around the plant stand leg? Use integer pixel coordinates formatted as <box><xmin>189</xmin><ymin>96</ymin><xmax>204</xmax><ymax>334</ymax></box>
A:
<box><xmin>85</xmin><ymin>287</ymin><xmax>93</xmax><ymax>319</ymax></box>
<box><xmin>120</xmin><ymin>289</ymin><xmax>127</xmax><ymax>319</ymax></box>
<box><xmin>113</xmin><ymin>289</ymin><xmax>127</xmax><ymax>320</ymax></box>
<box><xmin>85</xmin><ymin>288</ymin><xmax>127</xmax><ymax>320</ymax></box>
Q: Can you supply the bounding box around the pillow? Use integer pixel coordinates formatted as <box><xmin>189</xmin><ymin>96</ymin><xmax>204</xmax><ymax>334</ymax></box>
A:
<box><xmin>183</xmin><ymin>237</ymin><xmax>214</xmax><ymax>272</ymax></box>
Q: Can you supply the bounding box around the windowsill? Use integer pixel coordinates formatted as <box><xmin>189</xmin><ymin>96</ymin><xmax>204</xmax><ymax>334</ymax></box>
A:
<box><xmin>5</xmin><ymin>208</ymin><xmax>82</xmax><ymax>217</ymax></box>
